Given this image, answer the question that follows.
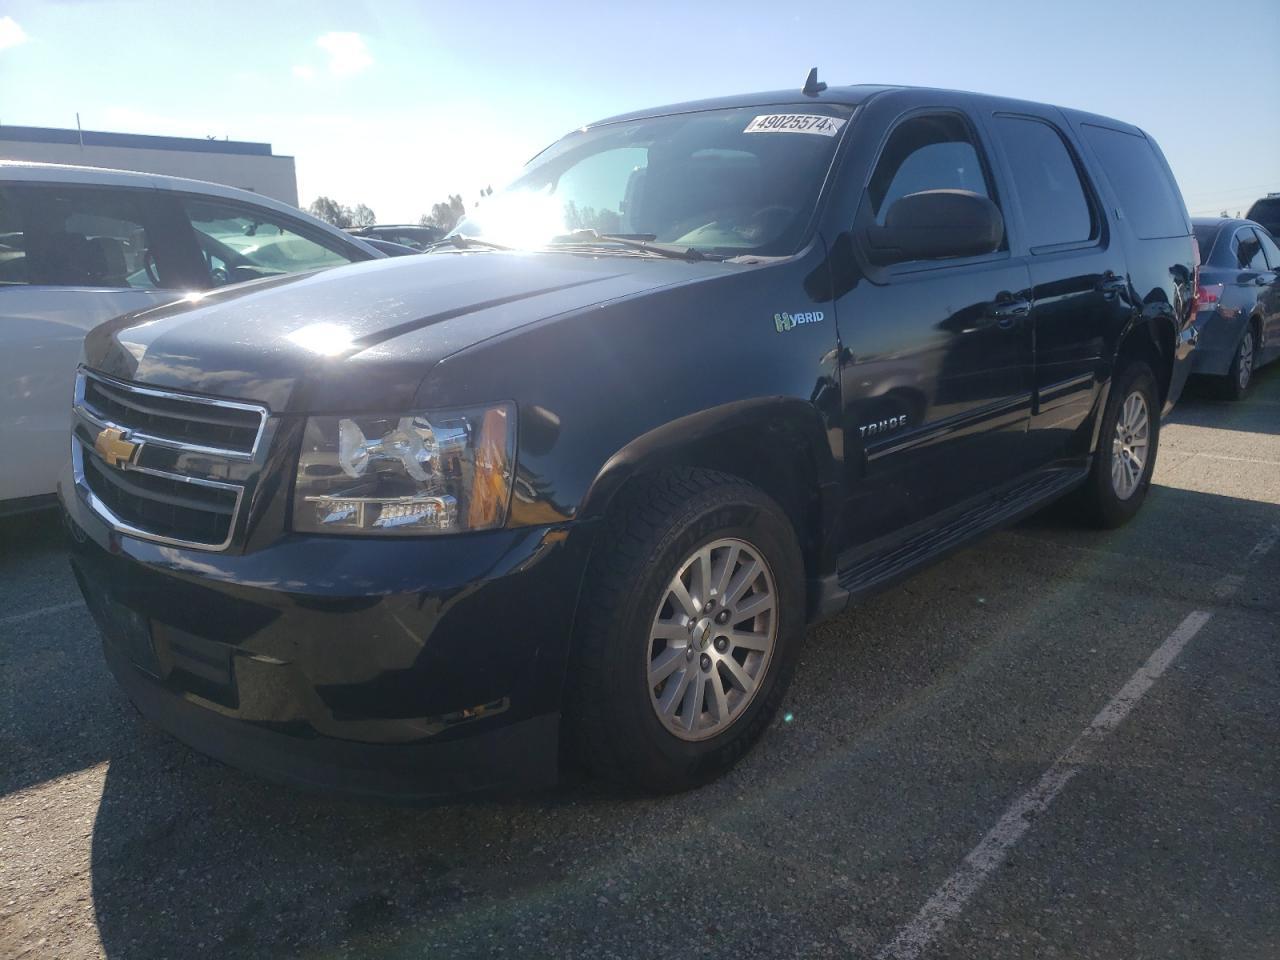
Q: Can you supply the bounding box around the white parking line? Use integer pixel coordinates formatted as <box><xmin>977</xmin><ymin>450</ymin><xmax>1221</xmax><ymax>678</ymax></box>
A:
<box><xmin>875</xmin><ymin>523</ymin><xmax>1278</xmax><ymax>960</ymax></box>
<box><xmin>1246</xmin><ymin>524</ymin><xmax>1280</xmax><ymax>563</ymax></box>
<box><xmin>875</xmin><ymin>609</ymin><xmax>1212</xmax><ymax>960</ymax></box>
<box><xmin>0</xmin><ymin>599</ymin><xmax>85</xmax><ymax>628</ymax></box>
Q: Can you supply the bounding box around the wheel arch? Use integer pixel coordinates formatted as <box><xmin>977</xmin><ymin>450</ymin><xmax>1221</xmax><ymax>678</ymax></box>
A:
<box><xmin>1119</xmin><ymin>315</ymin><xmax>1177</xmax><ymax>405</ymax></box>
<box><xmin>1088</xmin><ymin>315</ymin><xmax>1176</xmax><ymax>455</ymax></box>
<box><xmin>578</xmin><ymin>398</ymin><xmax>841</xmax><ymax>581</ymax></box>
<box><xmin>1249</xmin><ymin>308</ymin><xmax>1264</xmax><ymax>346</ymax></box>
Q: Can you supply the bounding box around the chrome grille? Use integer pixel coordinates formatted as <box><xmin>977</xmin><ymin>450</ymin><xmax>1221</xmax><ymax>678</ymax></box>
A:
<box><xmin>78</xmin><ymin>369</ymin><xmax>265</xmax><ymax>459</ymax></box>
<box><xmin>72</xmin><ymin>369</ymin><xmax>268</xmax><ymax>551</ymax></box>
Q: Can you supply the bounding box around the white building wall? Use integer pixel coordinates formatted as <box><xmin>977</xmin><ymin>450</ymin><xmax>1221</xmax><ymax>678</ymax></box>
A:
<box><xmin>0</xmin><ymin>141</ymin><xmax>298</xmax><ymax>206</ymax></box>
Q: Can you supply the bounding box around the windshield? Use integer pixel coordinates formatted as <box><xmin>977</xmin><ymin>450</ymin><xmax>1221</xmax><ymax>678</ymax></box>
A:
<box><xmin>450</xmin><ymin>104</ymin><xmax>854</xmax><ymax>258</ymax></box>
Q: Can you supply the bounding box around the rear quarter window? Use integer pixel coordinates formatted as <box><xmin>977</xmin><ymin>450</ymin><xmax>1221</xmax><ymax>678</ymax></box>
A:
<box><xmin>1081</xmin><ymin>124</ymin><xmax>1188</xmax><ymax>240</ymax></box>
<box><xmin>1192</xmin><ymin>223</ymin><xmax>1221</xmax><ymax>261</ymax></box>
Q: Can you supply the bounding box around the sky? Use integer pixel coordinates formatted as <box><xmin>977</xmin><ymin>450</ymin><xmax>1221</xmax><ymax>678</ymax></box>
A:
<box><xmin>1</xmin><ymin>0</ymin><xmax>1277</xmax><ymax>224</ymax></box>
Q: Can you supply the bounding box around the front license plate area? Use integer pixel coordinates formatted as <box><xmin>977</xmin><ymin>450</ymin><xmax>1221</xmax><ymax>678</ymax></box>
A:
<box><xmin>82</xmin><ymin>580</ymin><xmax>159</xmax><ymax>676</ymax></box>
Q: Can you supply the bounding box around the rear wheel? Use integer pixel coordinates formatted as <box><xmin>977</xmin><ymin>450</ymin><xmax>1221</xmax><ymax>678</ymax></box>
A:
<box><xmin>567</xmin><ymin>469</ymin><xmax>804</xmax><ymax>792</ymax></box>
<box><xmin>1078</xmin><ymin>361</ymin><xmax>1160</xmax><ymax>528</ymax></box>
<box><xmin>1221</xmin><ymin>324</ymin><xmax>1256</xmax><ymax>401</ymax></box>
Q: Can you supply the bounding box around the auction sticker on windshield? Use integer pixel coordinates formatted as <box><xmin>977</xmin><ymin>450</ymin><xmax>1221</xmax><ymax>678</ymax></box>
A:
<box><xmin>743</xmin><ymin>114</ymin><xmax>846</xmax><ymax>137</ymax></box>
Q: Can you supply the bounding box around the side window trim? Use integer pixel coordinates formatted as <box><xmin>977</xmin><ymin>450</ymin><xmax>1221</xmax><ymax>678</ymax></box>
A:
<box><xmin>987</xmin><ymin>111</ymin><xmax>1104</xmax><ymax>257</ymax></box>
<box><xmin>854</xmin><ymin>106</ymin><xmax>1012</xmax><ymax>280</ymax></box>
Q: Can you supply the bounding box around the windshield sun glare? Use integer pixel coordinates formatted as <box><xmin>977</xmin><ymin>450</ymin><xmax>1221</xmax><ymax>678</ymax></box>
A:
<box><xmin>450</xmin><ymin>104</ymin><xmax>854</xmax><ymax>258</ymax></box>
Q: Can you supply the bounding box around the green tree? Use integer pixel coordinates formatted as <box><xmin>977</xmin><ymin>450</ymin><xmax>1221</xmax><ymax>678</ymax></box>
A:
<box><xmin>351</xmin><ymin>203</ymin><xmax>377</xmax><ymax>228</ymax></box>
<box><xmin>308</xmin><ymin>196</ymin><xmax>352</xmax><ymax>228</ymax></box>
<box><xmin>420</xmin><ymin>194</ymin><xmax>466</xmax><ymax>233</ymax></box>
<box><xmin>563</xmin><ymin>200</ymin><xmax>621</xmax><ymax>235</ymax></box>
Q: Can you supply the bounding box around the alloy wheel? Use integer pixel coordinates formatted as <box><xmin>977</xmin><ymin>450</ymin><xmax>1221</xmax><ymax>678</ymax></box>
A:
<box><xmin>1110</xmin><ymin>390</ymin><xmax>1150</xmax><ymax>501</ymax></box>
<box><xmin>1237</xmin><ymin>330</ymin><xmax>1254</xmax><ymax>391</ymax></box>
<box><xmin>647</xmin><ymin>537</ymin><xmax>777</xmax><ymax>741</ymax></box>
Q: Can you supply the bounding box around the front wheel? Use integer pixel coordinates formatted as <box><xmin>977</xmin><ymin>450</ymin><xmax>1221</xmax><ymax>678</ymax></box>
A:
<box><xmin>1078</xmin><ymin>361</ymin><xmax>1160</xmax><ymax>528</ymax></box>
<box><xmin>566</xmin><ymin>469</ymin><xmax>804</xmax><ymax>792</ymax></box>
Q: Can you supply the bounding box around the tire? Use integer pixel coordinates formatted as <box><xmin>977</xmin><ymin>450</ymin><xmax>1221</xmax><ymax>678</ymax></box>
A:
<box><xmin>1078</xmin><ymin>361</ymin><xmax>1160</xmax><ymax>529</ymax></box>
<box><xmin>1221</xmin><ymin>324</ymin><xmax>1256</xmax><ymax>401</ymax></box>
<box><xmin>566</xmin><ymin>468</ymin><xmax>804</xmax><ymax>793</ymax></box>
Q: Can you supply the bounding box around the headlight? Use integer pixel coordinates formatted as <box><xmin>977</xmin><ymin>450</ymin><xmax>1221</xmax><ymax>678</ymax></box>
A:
<box><xmin>292</xmin><ymin>403</ymin><xmax>516</xmax><ymax>535</ymax></box>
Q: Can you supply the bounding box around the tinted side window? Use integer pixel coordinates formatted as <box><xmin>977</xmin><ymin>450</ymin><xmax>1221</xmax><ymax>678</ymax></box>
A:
<box><xmin>1081</xmin><ymin>125</ymin><xmax>1187</xmax><ymax>239</ymax></box>
<box><xmin>181</xmin><ymin>198</ymin><xmax>361</xmax><ymax>287</ymax></box>
<box><xmin>991</xmin><ymin>116</ymin><xmax>1094</xmax><ymax>249</ymax></box>
<box><xmin>1255</xmin><ymin>228</ymin><xmax>1280</xmax><ymax>270</ymax></box>
<box><xmin>1233</xmin><ymin>228</ymin><xmax>1267</xmax><ymax>271</ymax></box>
<box><xmin>868</xmin><ymin>114</ymin><xmax>996</xmax><ymax>224</ymax></box>
<box><xmin>1</xmin><ymin>184</ymin><xmax>176</xmax><ymax>288</ymax></box>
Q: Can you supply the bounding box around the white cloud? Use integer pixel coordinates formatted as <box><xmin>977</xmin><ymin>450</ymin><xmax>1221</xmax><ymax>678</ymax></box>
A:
<box><xmin>292</xmin><ymin>64</ymin><xmax>316</xmax><ymax>81</ymax></box>
<box><xmin>0</xmin><ymin>16</ymin><xmax>29</xmax><ymax>51</ymax></box>
<box><xmin>316</xmin><ymin>32</ymin><xmax>372</xmax><ymax>77</ymax></box>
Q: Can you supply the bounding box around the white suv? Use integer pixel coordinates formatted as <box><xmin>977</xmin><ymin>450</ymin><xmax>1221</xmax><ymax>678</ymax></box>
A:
<box><xmin>0</xmin><ymin>162</ymin><xmax>383</xmax><ymax>511</ymax></box>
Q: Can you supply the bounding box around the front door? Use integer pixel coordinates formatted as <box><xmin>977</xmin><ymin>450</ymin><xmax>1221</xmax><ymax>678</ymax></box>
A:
<box><xmin>836</xmin><ymin>109</ymin><xmax>1034</xmax><ymax>546</ymax></box>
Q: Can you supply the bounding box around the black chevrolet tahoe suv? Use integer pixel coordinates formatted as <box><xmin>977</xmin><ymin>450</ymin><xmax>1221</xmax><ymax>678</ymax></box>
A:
<box><xmin>62</xmin><ymin>80</ymin><xmax>1198</xmax><ymax>797</ymax></box>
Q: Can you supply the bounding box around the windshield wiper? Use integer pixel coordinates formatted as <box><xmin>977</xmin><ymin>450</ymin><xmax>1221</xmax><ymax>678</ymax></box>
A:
<box><xmin>551</xmin><ymin>229</ymin><xmax>715</xmax><ymax>262</ymax></box>
<box><xmin>424</xmin><ymin>234</ymin><xmax>514</xmax><ymax>252</ymax></box>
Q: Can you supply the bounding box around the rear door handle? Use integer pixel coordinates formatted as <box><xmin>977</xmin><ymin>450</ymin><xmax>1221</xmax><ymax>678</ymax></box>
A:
<box><xmin>1099</xmin><ymin>271</ymin><xmax>1127</xmax><ymax>298</ymax></box>
<box><xmin>990</xmin><ymin>298</ymin><xmax>1031</xmax><ymax>328</ymax></box>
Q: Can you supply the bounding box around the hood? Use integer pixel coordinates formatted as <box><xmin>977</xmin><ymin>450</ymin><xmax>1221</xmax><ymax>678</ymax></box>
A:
<box><xmin>85</xmin><ymin>251</ymin><xmax>731</xmax><ymax>413</ymax></box>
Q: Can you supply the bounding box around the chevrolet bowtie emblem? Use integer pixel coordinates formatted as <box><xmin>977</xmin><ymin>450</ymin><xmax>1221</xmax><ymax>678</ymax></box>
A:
<box><xmin>94</xmin><ymin>426</ymin><xmax>141</xmax><ymax>469</ymax></box>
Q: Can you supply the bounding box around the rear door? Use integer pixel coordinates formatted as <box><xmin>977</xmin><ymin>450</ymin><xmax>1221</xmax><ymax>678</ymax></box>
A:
<box><xmin>982</xmin><ymin>109</ymin><xmax>1126</xmax><ymax>467</ymax></box>
<box><xmin>0</xmin><ymin>182</ymin><xmax>199</xmax><ymax>502</ymax></box>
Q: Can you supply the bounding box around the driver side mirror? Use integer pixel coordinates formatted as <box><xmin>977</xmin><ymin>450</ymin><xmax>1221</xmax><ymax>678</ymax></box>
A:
<box><xmin>865</xmin><ymin>189</ymin><xmax>1004</xmax><ymax>266</ymax></box>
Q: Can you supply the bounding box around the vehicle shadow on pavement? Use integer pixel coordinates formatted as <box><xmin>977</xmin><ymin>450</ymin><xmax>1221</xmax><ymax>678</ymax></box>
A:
<box><xmin>0</xmin><ymin>509</ymin><xmax>124</xmax><ymax>798</ymax></box>
<box><xmin>80</xmin><ymin>480</ymin><xmax>1278</xmax><ymax>959</ymax></box>
<box><xmin>1174</xmin><ymin>362</ymin><xmax>1280</xmax><ymax>435</ymax></box>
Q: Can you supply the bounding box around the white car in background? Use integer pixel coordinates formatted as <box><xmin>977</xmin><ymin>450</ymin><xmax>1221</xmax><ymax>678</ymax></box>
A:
<box><xmin>0</xmin><ymin>162</ymin><xmax>383</xmax><ymax>513</ymax></box>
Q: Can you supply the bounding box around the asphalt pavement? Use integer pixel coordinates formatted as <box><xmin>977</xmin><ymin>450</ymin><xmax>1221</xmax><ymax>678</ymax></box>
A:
<box><xmin>1</xmin><ymin>367</ymin><xmax>1277</xmax><ymax>960</ymax></box>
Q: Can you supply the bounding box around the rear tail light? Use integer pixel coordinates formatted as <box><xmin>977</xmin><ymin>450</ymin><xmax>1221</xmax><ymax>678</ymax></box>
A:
<box><xmin>1196</xmin><ymin>282</ymin><xmax>1224</xmax><ymax>311</ymax></box>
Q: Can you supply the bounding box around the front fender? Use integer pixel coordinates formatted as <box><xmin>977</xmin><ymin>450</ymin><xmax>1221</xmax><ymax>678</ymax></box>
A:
<box><xmin>580</xmin><ymin>397</ymin><xmax>838</xmax><ymax>517</ymax></box>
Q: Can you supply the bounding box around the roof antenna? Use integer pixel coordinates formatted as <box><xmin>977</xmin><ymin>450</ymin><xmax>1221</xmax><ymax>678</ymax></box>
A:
<box><xmin>803</xmin><ymin>67</ymin><xmax>826</xmax><ymax>96</ymax></box>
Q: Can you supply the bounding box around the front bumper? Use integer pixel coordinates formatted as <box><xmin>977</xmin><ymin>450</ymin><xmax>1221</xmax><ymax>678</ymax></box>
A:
<box><xmin>61</xmin><ymin>480</ymin><xmax>597</xmax><ymax>798</ymax></box>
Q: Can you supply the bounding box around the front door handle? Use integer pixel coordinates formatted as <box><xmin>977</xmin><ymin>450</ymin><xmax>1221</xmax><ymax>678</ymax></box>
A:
<box><xmin>1099</xmin><ymin>271</ymin><xmax>1128</xmax><ymax>298</ymax></box>
<box><xmin>990</xmin><ymin>298</ymin><xmax>1031</xmax><ymax>329</ymax></box>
